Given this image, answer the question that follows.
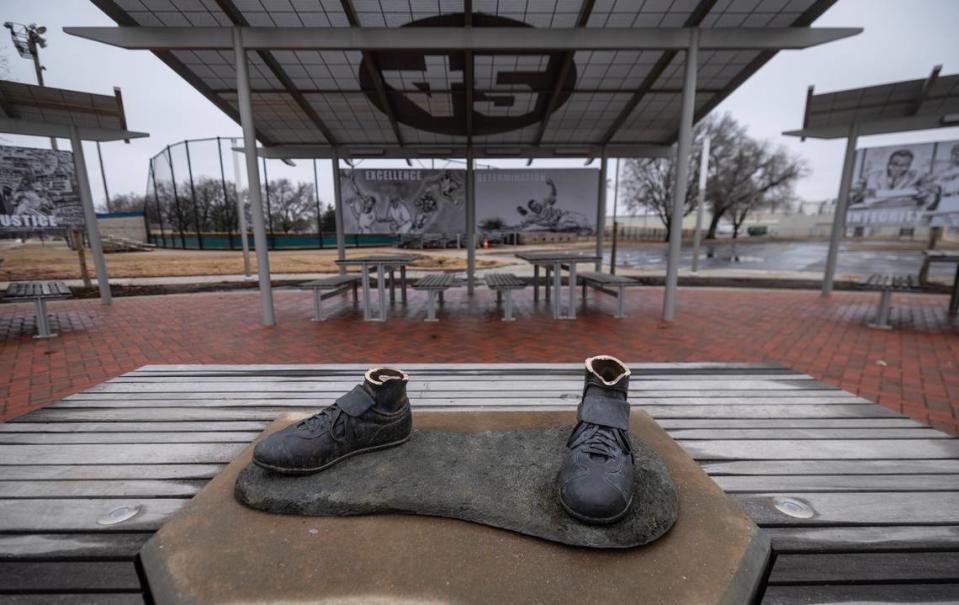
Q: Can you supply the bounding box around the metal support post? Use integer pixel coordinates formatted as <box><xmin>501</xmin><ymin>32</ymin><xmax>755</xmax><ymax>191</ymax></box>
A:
<box><xmin>262</xmin><ymin>157</ymin><xmax>274</xmax><ymax>249</ymax></box>
<box><xmin>216</xmin><ymin>137</ymin><xmax>234</xmax><ymax>249</ymax></box>
<box><xmin>610</xmin><ymin>158</ymin><xmax>621</xmax><ymax>274</ymax></box>
<box><xmin>376</xmin><ymin>262</ymin><xmax>387</xmax><ymax>321</ymax></box>
<box><xmin>567</xmin><ymin>261</ymin><xmax>577</xmax><ymax>319</ymax></box>
<box><xmin>150</xmin><ymin>162</ymin><xmax>166</xmax><ymax>245</ymax></box>
<box><xmin>425</xmin><ymin>291</ymin><xmax>438</xmax><ymax>322</ymax></box>
<box><xmin>691</xmin><ymin>135</ymin><xmax>710</xmax><ymax>273</ymax></box>
<box><xmin>184</xmin><ymin>140</ymin><xmax>203</xmax><ymax>249</ymax></box>
<box><xmin>96</xmin><ymin>141</ymin><xmax>111</xmax><ymax>212</ymax></box>
<box><xmin>868</xmin><ymin>289</ymin><xmax>893</xmax><ymax>330</ymax></box>
<box><xmin>311</xmin><ymin>288</ymin><xmax>324</xmax><ymax>322</ymax></box>
<box><xmin>466</xmin><ymin>151</ymin><xmax>476</xmax><ymax>294</ymax></box>
<box><xmin>596</xmin><ymin>152</ymin><xmax>607</xmax><ymax>271</ymax></box>
<box><xmin>822</xmin><ymin>121</ymin><xmax>859</xmax><ymax>297</ymax></box>
<box><xmin>68</xmin><ymin>126</ymin><xmax>111</xmax><ymax>304</ymax></box>
<box><xmin>332</xmin><ymin>151</ymin><xmax>346</xmax><ymax>274</ymax></box>
<box><xmin>662</xmin><ymin>28</ymin><xmax>698</xmax><ymax>321</ymax></box>
<box><xmin>232</xmin><ymin>138</ymin><xmax>252</xmax><ymax>277</ymax></box>
<box><xmin>313</xmin><ymin>159</ymin><xmax>323</xmax><ymax>248</ymax></box>
<box><xmin>167</xmin><ymin>145</ymin><xmax>185</xmax><ymax>248</ymax></box>
<box><xmin>234</xmin><ymin>27</ymin><xmax>275</xmax><ymax>326</ymax></box>
<box><xmin>552</xmin><ymin>261</ymin><xmax>562</xmax><ymax>319</ymax></box>
<box><xmin>503</xmin><ymin>289</ymin><xmax>515</xmax><ymax>322</ymax></box>
<box><xmin>33</xmin><ymin>298</ymin><xmax>55</xmax><ymax>338</ymax></box>
<box><xmin>360</xmin><ymin>265</ymin><xmax>372</xmax><ymax>320</ymax></box>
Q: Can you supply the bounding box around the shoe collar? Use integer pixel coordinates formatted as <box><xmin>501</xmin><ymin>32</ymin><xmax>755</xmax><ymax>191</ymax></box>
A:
<box><xmin>364</xmin><ymin>368</ymin><xmax>409</xmax><ymax>386</ymax></box>
<box><xmin>585</xmin><ymin>355</ymin><xmax>630</xmax><ymax>386</ymax></box>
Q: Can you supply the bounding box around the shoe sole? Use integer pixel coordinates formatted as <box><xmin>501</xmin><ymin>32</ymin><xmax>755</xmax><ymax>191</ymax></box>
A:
<box><xmin>252</xmin><ymin>432</ymin><xmax>413</xmax><ymax>475</ymax></box>
<box><xmin>559</xmin><ymin>491</ymin><xmax>634</xmax><ymax>525</ymax></box>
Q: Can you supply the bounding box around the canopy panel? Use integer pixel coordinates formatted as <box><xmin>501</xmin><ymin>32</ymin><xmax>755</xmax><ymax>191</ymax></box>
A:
<box><xmin>91</xmin><ymin>0</ymin><xmax>840</xmax><ymax>154</ymax></box>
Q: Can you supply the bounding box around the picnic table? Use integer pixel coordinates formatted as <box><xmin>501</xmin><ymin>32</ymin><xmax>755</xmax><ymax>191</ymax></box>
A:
<box><xmin>924</xmin><ymin>250</ymin><xmax>959</xmax><ymax>315</ymax></box>
<box><xmin>515</xmin><ymin>250</ymin><xmax>601</xmax><ymax>319</ymax></box>
<box><xmin>2</xmin><ymin>280</ymin><xmax>72</xmax><ymax>338</ymax></box>
<box><xmin>335</xmin><ymin>255</ymin><xmax>416</xmax><ymax>321</ymax></box>
<box><xmin>1</xmin><ymin>362</ymin><xmax>957</xmax><ymax>603</ymax></box>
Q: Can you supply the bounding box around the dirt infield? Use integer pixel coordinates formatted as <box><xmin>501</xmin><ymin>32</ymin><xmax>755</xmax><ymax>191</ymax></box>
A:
<box><xmin>0</xmin><ymin>240</ymin><xmax>508</xmax><ymax>280</ymax></box>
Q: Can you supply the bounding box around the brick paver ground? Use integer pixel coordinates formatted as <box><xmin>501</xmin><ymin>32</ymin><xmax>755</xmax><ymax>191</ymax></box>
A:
<box><xmin>1</xmin><ymin>286</ymin><xmax>957</xmax><ymax>434</ymax></box>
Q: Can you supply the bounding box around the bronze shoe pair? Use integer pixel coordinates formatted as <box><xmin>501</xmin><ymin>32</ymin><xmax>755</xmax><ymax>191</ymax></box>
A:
<box><xmin>252</xmin><ymin>356</ymin><xmax>634</xmax><ymax>525</ymax></box>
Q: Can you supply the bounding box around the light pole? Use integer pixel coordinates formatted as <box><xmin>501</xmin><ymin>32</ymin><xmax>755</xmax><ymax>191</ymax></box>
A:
<box><xmin>4</xmin><ymin>22</ymin><xmax>57</xmax><ymax>150</ymax></box>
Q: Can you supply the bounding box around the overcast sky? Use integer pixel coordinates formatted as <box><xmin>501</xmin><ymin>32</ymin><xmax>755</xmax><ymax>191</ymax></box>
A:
<box><xmin>2</xmin><ymin>0</ymin><xmax>958</xmax><ymax>211</ymax></box>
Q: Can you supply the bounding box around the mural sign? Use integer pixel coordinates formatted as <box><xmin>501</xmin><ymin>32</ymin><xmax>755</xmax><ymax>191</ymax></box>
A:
<box><xmin>475</xmin><ymin>169</ymin><xmax>598</xmax><ymax>235</ymax></box>
<box><xmin>0</xmin><ymin>145</ymin><xmax>83</xmax><ymax>232</ymax></box>
<box><xmin>849</xmin><ymin>139</ymin><xmax>959</xmax><ymax>227</ymax></box>
<box><xmin>340</xmin><ymin>168</ymin><xmax>466</xmax><ymax>234</ymax></box>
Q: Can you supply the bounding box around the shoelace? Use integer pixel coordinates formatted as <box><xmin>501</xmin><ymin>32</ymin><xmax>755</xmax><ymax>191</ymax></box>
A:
<box><xmin>570</xmin><ymin>423</ymin><xmax>629</xmax><ymax>459</ymax></box>
<box><xmin>297</xmin><ymin>405</ymin><xmax>347</xmax><ymax>439</ymax></box>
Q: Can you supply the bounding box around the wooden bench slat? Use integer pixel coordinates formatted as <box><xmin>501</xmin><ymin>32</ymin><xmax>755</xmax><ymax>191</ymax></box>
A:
<box><xmin>737</xmin><ymin>492</ymin><xmax>959</xmax><ymax>525</ymax></box>
<box><xmin>0</xmin><ymin>464</ymin><xmax>225</xmax><ymax>481</ymax></box>
<box><xmin>0</xmin><ymin>443</ymin><xmax>245</xmax><ymax>465</ymax></box>
<box><xmin>765</xmin><ymin>526</ymin><xmax>959</xmax><ymax>553</ymax></box>
<box><xmin>703</xmin><ymin>459</ymin><xmax>959</xmax><ymax>475</ymax></box>
<box><xmin>0</xmin><ymin>479</ymin><xmax>205</xmax><ymax>499</ymax></box>
<box><xmin>0</xmin><ymin>561</ymin><xmax>142</xmax><ymax>592</ymax></box>
<box><xmin>762</xmin><ymin>583</ymin><xmax>959</xmax><ymax>605</ymax></box>
<box><xmin>714</xmin><ymin>474</ymin><xmax>959</xmax><ymax>492</ymax></box>
<box><xmin>0</xmin><ymin>533</ymin><xmax>150</xmax><ymax>561</ymax></box>
<box><xmin>0</xmin><ymin>498</ymin><xmax>186</xmax><ymax>532</ymax></box>
<box><xmin>682</xmin><ymin>438</ymin><xmax>959</xmax><ymax>460</ymax></box>
<box><xmin>769</xmin><ymin>552</ymin><xmax>959</xmax><ymax>584</ymax></box>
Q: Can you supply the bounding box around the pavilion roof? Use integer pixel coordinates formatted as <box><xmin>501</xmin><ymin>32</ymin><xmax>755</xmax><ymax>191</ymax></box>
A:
<box><xmin>79</xmin><ymin>0</ymin><xmax>851</xmax><ymax>157</ymax></box>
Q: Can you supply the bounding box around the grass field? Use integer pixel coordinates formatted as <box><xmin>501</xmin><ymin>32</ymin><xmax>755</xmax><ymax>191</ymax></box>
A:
<box><xmin>0</xmin><ymin>240</ymin><xmax>510</xmax><ymax>281</ymax></box>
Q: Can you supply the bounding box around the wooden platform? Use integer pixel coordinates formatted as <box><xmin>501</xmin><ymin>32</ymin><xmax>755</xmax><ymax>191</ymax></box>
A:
<box><xmin>1</xmin><ymin>363</ymin><xmax>958</xmax><ymax>603</ymax></box>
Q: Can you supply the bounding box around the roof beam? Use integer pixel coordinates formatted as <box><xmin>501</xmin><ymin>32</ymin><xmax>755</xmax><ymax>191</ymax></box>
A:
<box><xmin>464</xmin><ymin>0</ymin><xmax>473</xmax><ymax>145</ymax></box>
<box><xmin>784</xmin><ymin>114</ymin><xmax>953</xmax><ymax>140</ymax></box>
<box><xmin>912</xmin><ymin>64</ymin><xmax>942</xmax><ymax>115</ymax></box>
<box><xmin>65</xmin><ymin>26</ymin><xmax>861</xmax><ymax>52</ymax></box>
<box><xmin>257</xmin><ymin>143</ymin><xmax>671</xmax><ymax>160</ymax></box>
<box><xmin>88</xmin><ymin>0</ymin><xmax>276</xmax><ymax>146</ymax></box>
<box><xmin>0</xmin><ymin>118</ymin><xmax>148</xmax><ymax>142</ymax></box>
<box><xmin>599</xmin><ymin>0</ymin><xmax>717</xmax><ymax>146</ymax></box>
<box><xmin>690</xmin><ymin>0</ymin><xmax>841</xmax><ymax>130</ymax></box>
<box><xmin>530</xmin><ymin>0</ymin><xmax>595</xmax><ymax>154</ymax></box>
<box><xmin>214</xmin><ymin>0</ymin><xmax>338</xmax><ymax>146</ymax></box>
<box><xmin>340</xmin><ymin>0</ymin><xmax>404</xmax><ymax>147</ymax></box>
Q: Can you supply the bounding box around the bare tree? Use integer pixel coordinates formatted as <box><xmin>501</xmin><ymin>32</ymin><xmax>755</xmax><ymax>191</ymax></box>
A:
<box><xmin>712</xmin><ymin>140</ymin><xmax>807</xmax><ymax>239</ymax></box>
<box><xmin>618</xmin><ymin>113</ymin><xmax>745</xmax><ymax>241</ymax></box>
<box><xmin>105</xmin><ymin>192</ymin><xmax>146</xmax><ymax>213</ymax></box>
<box><xmin>265</xmin><ymin>179</ymin><xmax>316</xmax><ymax>233</ymax></box>
<box><xmin>619</xmin><ymin>111</ymin><xmax>809</xmax><ymax>241</ymax></box>
<box><xmin>620</xmin><ymin>155</ymin><xmax>696</xmax><ymax>241</ymax></box>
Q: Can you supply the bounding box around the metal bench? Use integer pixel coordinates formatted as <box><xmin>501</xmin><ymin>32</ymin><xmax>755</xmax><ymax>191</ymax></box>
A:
<box><xmin>484</xmin><ymin>273</ymin><xmax>527</xmax><ymax>321</ymax></box>
<box><xmin>413</xmin><ymin>273</ymin><xmax>459</xmax><ymax>322</ymax></box>
<box><xmin>299</xmin><ymin>275</ymin><xmax>361</xmax><ymax>321</ymax></box>
<box><xmin>577</xmin><ymin>271</ymin><xmax>639</xmax><ymax>319</ymax></box>
<box><xmin>3</xmin><ymin>281</ymin><xmax>72</xmax><ymax>338</ymax></box>
<box><xmin>861</xmin><ymin>273</ymin><xmax>920</xmax><ymax>330</ymax></box>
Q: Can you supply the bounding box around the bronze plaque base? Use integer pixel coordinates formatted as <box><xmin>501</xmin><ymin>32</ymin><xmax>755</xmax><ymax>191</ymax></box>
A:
<box><xmin>141</xmin><ymin>410</ymin><xmax>769</xmax><ymax>605</ymax></box>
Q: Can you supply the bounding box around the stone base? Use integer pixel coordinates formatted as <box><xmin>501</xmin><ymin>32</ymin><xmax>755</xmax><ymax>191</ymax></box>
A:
<box><xmin>141</xmin><ymin>410</ymin><xmax>770</xmax><ymax>605</ymax></box>
<box><xmin>235</xmin><ymin>423</ymin><xmax>678</xmax><ymax>549</ymax></box>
